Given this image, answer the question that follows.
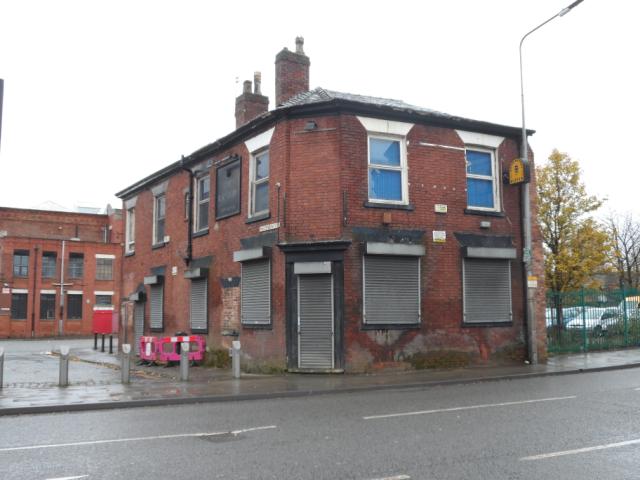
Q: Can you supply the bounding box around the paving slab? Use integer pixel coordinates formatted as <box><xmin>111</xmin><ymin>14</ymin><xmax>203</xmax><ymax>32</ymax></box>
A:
<box><xmin>2</xmin><ymin>338</ymin><xmax>640</xmax><ymax>416</ymax></box>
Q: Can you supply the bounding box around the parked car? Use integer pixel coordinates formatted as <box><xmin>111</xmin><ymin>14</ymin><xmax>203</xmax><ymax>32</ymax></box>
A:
<box><xmin>546</xmin><ymin>296</ymin><xmax>640</xmax><ymax>333</ymax></box>
<box><xmin>545</xmin><ymin>307</ymin><xmax>579</xmax><ymax>327</ymax></box>
<box><xmin>564</xmin><ymin>307</ymin><xmax>619</xmax><ymax>335</ymax></box>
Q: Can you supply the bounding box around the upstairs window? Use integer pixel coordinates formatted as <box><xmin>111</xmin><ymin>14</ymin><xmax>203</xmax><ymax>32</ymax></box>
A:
<box><xmin>194</xmin><ymin>175</ymin><xmax>210</xmax><ymax>232</ymax></box>
<box><xmin>215</xmin><ymin>158</ymin><xmax>241</xmax><ymax>220</ymax></box>
<box><xmin>465</xmin><ymin>148</ymin><xmax>499</xmax><ymax>211</ymax></box>
<box><xmin>96</xmin><ymin>255</ymin><xmax>114</xmax><ymax>281</ymax></box>
<box><xmin>368</xmin><ymin>136</ymin><xmax>408</xmax><ymax>204</ymax></box>
<box><xmin>249</xmin><ymin>150</ymin><xmax>269</xmax><ymax>217</ymax></box>
<box><xmin>153</xmin><ymin>194</ymin><xmax>166</xmax><ymax>245</ymax></box>
<box><xmin>68</xmin><ymin>253</ymin><xmax>84</xmax><ymax>278</ymax></box>
<box><xmin>13</xmin><ymin>250</ymin><xmax>29</xmax><ymax>277</ymax></box>
<box><xmin>125</xmin><ymin>207</ymin><xmax>135</xmax><ymax>253</ymax></box>
<box><xmin>41</xmin><ymin>252</ymin><xmax>57</xmax><ymax>279</ymax></box>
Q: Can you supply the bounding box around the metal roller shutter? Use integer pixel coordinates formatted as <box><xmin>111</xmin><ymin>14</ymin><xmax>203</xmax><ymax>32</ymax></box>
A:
<box><xmin>149</xmin><ymin>285</ymin><xmax>164</xmax><ymax>330</ymax></box>
<box><xmin>463</xmin><ymin>258</ymin><xmax>512</xmax><ymax>324</ymax></box>
<box><xmin>190</xmin><ymin>278</ymin><xmax>208</xmax><ymax>332</ymax></box>
<box><xmin>134</xmin><ymin>302</ymin><xmax>144</xmax><ymax>355</ymax></box>
<box><xmin>364</xmin><ymin>256</ymin><xmax>420</xmax><ymax>325</ymax></box>
<box><xmin>241</xmin><ymin>259</ymin><xmax>270</xmax><ymax>325</ymax></box>
<box><xmin>298</xmin><ymin>274</ymin><xmax>334</xmax><ymax>370</ymax></box>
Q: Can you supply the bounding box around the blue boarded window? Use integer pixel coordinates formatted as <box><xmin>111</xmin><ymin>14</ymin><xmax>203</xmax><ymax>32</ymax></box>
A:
<box><xmin>368</xmin><ymin>137</ymin><xmax>406</xmax><ymax>203</ymax></box>
<box><xmin>466</xmin><ymin>149</ymin><xmax>497</xmax><ymax>210</ymax></box>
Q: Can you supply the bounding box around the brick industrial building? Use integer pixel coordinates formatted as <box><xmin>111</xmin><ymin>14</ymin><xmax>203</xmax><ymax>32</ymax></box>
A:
<box><xmin>117</xmin><ymin>38</ymin><xmax>545</xmax><ymax>372</ymax></box>
<box><xmin>0</xmin><ymin>206</ymin><xmax>122</xmax><ymax>338</ymax></box>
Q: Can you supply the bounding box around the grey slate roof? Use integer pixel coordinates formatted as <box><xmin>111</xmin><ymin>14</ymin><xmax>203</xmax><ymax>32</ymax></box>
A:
<box><xmin>279</xmin><ymin>87</ymin><xmax>461</xmax><ymax>122</ymax></box>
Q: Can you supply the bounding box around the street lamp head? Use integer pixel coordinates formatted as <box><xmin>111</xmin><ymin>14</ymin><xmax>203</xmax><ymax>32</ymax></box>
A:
<box><xmin>559</xmin><ymin>0</ymin><xmax>585</xmax><ymax>16</ymax></box>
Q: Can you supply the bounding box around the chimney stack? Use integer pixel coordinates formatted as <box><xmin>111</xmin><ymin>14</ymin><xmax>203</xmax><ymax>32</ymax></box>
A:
<box><xmin>235</xmin><ymin>71</ymin><xmax>269</xmax><ymax>129</ymax></box>
<box><xmin>275</xmin><ymin>37</ymin><xmax>310</xmax><ymax>106</ymax></box>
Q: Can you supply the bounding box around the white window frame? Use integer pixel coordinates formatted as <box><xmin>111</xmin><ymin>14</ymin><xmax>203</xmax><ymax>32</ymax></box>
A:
<box><xmin>153</xmin><ymin>194</ymin><xmax>166</xmax><ymax>245</ymax></box>
<box><xmin>125</xmin><ymin>207</ymin><xmax>135</xmax><ymax>253</ymax></box>
<box><xmin>464</xmin><ymin>146</ymin><xmax>501</xmax><ymax>212</ymax></box>
<box><xmin>194</xmin><ymin>174</ymin><xmax>210</xmax><ymax>232</ymax></box>
<box><xmin>249</xmin><ymin>149</ymin><xmax>270</xmax><ymax>217</ymax></box>
<box><xmin>367</xmin><ymin>134</ymin><xmax>409</xmax><ymax>205</ymax></box>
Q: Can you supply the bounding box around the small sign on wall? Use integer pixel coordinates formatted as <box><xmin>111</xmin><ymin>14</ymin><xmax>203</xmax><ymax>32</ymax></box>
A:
<box><xmin>434</xmin><ymin>204</ymin><xmax>448</xmax><ymax>214</ymax></box>
<box><xmin>259</xmin><ymin>222</ymin><xmax>280</xmax><ymax>232</ymax></box>
<box><xmin>527</xmin><ymin>275</ymin><xmax>538</xmax><ymax>288</ymax></box>
<box><xmin>1</xmin><ymin>288</ymin><xmax>10</xmax><ymax>294</ymax></box>
<box><xmin>432</xmin><ymin>230</ymin><xmax>446</xmax><ymax>243</ymax></box>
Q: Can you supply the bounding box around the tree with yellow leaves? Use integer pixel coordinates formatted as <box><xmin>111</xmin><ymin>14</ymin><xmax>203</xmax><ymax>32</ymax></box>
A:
<box><xmin>537</xmin><ymin>150</ymin><xmax>609</xmax><ymax>294</ymax></box>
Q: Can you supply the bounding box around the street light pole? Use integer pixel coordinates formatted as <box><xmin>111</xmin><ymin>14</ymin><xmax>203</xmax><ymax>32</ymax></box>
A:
<box><xmin>520</xmin><ymin>0</ymin><xmax>584</xmax><ymax>364</ymax></box>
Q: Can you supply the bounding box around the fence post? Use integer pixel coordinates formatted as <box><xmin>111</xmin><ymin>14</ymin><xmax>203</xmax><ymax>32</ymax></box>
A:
<box><xmin>121</xmin><ymin>344</ymin><xmax>131</xmax><ymax>384</ymax></box>
<box><xmin>180</xmin><ymin>341</ymin><xmax>189</xmax><ymax>381</ymax></box>
<box><xmin>59</xmin><ymin>346</ymin><xmax>70</xmax><ymax>387</ymax></box>
<box><xmin>581</xmin><ymin>288</ymin><xmax>587</xmax><ymax>352</ymax></box>
<box><xmin>622</xmin><ymin>286</ymin><xmax>629</xmax><ymax>346</ymax></box>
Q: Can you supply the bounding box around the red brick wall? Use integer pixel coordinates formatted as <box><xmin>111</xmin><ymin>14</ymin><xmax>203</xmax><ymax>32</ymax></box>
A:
<box><xmin>0</xmin><ymin>207</ymin><xmax>112</xmax><ymax>243</ymax></box>
<box><xmin>119</xmin><ymin>112</ymin><xmax>543</xmax><ymax>370</ymax></box>
<box><xmin>0</xmin><ymin>236</ymin><xmax>121</xmax><ymax>338</ymax></box>
<box><xmin>339</xmin><ymin>116</ymin><xmax>528</xmax><ymax>369</ymax></box>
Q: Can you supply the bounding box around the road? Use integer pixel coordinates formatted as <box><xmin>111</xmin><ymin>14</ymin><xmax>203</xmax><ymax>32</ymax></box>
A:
<box><xmin>1</xmin><ymin>368</ymin><xmax>640</xmax><ymax>479</ymax></box>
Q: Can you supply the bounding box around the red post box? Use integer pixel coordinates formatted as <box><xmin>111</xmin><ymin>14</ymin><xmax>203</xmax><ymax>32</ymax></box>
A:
<box><xmin>92</xmin><ymin>306</ymin><xmax>115</xmax><ymax>335</ymax></box>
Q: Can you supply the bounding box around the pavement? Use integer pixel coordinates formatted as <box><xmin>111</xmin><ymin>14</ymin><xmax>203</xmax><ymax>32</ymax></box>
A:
<box><xmin>2</xmin><ymin>337</ymin><xmax>640</xmax><ymax>416</ymax></box>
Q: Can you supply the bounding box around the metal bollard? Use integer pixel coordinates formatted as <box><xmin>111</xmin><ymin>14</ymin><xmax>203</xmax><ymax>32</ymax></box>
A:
<box><xmin>109</xmin><ymin>335</ymin><xmax>113</xmax><ymax>355</ymax></box>
<box><xmin>0</xmin><ymin>347</ymin><xmax>4</xmax><ymax>389</ymax></box>
<box><xmin>58</xmin><ymin>346</ymin><xmax>70</xmax><ymax>387</ymax></box>
<box><xmin>179</xmin><ymin>341</ymin><xmax>189</xmax><ymax>381</ymax></box>
<box><xmin>121</xmin><ymin>344</ymin><xmax>131</xmax><ymax>384</ymax></box>
<box><xmin>231</xmin><ymin>340</ymin><xmax>241</xmax><ymax>379</ymax></box>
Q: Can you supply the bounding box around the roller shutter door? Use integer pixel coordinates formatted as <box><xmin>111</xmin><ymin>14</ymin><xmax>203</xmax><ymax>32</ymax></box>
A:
<box><xmin>241</xmin><ymin>259</ymin><xmax>271</xmax><ymax>325</ymax></box>
<box><xmin>149</xmin><ymin>285</ymin><xmax>164</xmax><ymax>330</ymax></box>
<box><xmin>134</xmin><ymin>302</ymin><xmax>144</xmax><ymax>355</ymax></box>
<box><xmin>190</xmin><ymin>278</ymin><xmax>208</xmax><ymax>332</ymax></box>
<box><xmin>463</xmin><ymin>258</ymin><xmax>512</xmax><ymax>324</ymax></box>
<box><xmin>364</xmin><ymin>256</ymin><xmax>420</xmax><ymax>325</ymax></box>
<box><xmin>298</xmin><ymin>274</ymin><xmax>334</xmax><ymax>370</ymax></box>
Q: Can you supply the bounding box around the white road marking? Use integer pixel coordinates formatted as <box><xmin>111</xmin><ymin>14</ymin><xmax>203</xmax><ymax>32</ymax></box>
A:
<box><xmin>0</xmin><ymin>425</ymin><xmax>277</xmax><ymax>453</ymax></box>
<box><xmin>45</xmin><ymin>476</ymin><xmax>89</xmax><ymax>480</ymax></box>
<box><xmin>368</xmin><ymin>476</ymin><xmax>411</xmax><ymax>480</ymax></box>
<box><xmin>363</xmin><ymin>396</ymin><xmax>576</xmax><ymax>420</ymax></box>
<box><xmin>520</xmin><ymin>438</ymin><xmax>640</xmax><ymax>461</ymax></box>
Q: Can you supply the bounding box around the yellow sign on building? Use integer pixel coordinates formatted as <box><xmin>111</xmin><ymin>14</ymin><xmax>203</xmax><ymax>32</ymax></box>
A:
<box><xmin>508</xmin><ymin>158</ymin><xmax>526</xmax><ymax>185</ymax></box>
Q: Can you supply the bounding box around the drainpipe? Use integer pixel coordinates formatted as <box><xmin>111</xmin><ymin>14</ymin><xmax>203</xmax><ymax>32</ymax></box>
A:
<box><xmin>180</xmin><ymin>155</ymin><xmax>193</xmax><ymax>266</ymax></box>
<box><xmin>58</xmin><ymin>239</ymin><xmax>66</xmax><ymax>336</ymax></box>
<box><xmin>31</xmin><ymin>246</ymin><xmax>38</xmax><ymax>337</ymax></box>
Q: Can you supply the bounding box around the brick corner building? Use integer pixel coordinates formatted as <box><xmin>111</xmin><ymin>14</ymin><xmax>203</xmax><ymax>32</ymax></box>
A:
<box><xmin>117</xmin><ymin>38</ymin><xmax>546</xmax><ymax>372</ymax></box>
<box><xmin>0</xmin><ymin>205</ymin><xmax>122</xmax><ymax>338</ymax></box>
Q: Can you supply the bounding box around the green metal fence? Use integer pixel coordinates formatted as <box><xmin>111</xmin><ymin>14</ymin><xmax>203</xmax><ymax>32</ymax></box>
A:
<box><xmin>546</xmin><ymin>287</ymin><xmax>640</xmax><ymax>353</ymax></box>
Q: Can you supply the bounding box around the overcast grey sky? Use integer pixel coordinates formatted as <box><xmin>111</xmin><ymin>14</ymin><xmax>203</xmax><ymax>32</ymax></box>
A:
<box><xmin>0</xmin><ymin>0</ymin><xmax>637</xmax><ymax>216</ymax></box>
